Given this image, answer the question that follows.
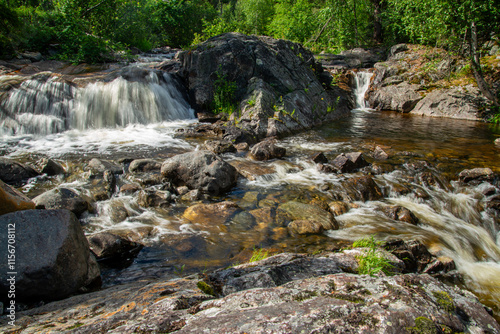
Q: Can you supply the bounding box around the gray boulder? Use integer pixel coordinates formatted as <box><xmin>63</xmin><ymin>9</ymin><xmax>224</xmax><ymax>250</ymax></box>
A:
<box><xmin>161</xmin><ymin>150</ymin><xmax>238</xmax><ymax>196</ymax></box>
<box><xmin>179</xmin><ymin>33</ymin><xmax>351</xmax><ymax>138</ymax></box>
<box><xmin>410</xmin><ymin>86</ymin><xmax>486</xmax><ymax>120</ymax></box>
<box><xmin>204</xmin><ymin>139</ymin><xmax>236</xmax><ymax>154</ymax></box>
<box><xmin>368</xmin><ymin>82</ymin><xmax>422</xmax><ymax>112</ymax></box>
<box><xmin>33</xmin><ymin>187</ymin><xmax>92</xmax><ymax>217</ymax></box>
<box><xmin>0</xmin><ymin>157</ymin><xmax>39</xmax><ymax>186</ymax></box>
<box><xmin>0</xmin><ymin>209</ymin><xmax>100</xmax><ymax>301</ymax></box>
<box><xmin>87</xmin><ymin>158</ymin><xmax>123</xmax><ymax>174</ymax></box>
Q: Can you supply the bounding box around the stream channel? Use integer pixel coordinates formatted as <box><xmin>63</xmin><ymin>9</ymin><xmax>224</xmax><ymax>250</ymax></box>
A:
<box><xmin>1</xmin><ymin>60</ymin><xmax>500</xmax><ymax>315</ymax></box>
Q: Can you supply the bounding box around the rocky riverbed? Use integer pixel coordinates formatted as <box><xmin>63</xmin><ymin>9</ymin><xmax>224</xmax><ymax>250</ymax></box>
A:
<box><xmin>0</xmin><ymin>33</ymin><xmax>500</xmax><ymax>332</ymax></box>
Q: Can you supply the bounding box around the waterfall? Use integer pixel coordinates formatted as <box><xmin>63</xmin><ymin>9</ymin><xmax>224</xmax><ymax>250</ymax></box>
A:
<box><xmin>352</xmin><ymin>71</ymin><xmax>373</xmax><ymax>111</ymax></box>
<box><xmin>0</xmin><ymin>67</ymin><xmax>194</xmax><ymax>136</ymax></box>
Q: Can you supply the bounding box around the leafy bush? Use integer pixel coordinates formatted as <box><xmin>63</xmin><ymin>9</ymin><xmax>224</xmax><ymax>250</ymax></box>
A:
<box><xmin>213</xmin><ymin>68</ymin><xmax>237</xmax><ymax>115</ymax></box>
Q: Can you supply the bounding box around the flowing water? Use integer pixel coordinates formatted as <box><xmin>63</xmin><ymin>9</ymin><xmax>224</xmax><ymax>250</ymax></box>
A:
<box><xmin>1</xmin><ymin>68</ymin><xmax>500</xmax><ymax>316</ymax></box>
<box><xmin>352</xmin><ymin>71</ymin><xmax>373</xmax><ymax>111</ymax></box>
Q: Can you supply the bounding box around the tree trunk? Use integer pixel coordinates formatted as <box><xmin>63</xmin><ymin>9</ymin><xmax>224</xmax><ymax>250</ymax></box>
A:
<box><xmin>371</xmin><ymin>0</ymin><xmax>383</xmax><ymax>44</ymax></box>
<box><xmin>470</xmin><ymin>22</ymin><xmax>499</xmax><ymax>106</ymax></box>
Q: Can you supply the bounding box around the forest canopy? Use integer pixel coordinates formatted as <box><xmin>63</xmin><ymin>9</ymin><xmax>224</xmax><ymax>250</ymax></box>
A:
<box><xmin>0</xmin><ymin>0</ymin><xmax>499</xmax><ymax>63</ymax></box>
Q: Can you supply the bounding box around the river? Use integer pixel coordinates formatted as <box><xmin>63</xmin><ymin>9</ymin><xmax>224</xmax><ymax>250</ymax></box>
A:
<box><xmin>1</xmin><ymin>65</ymin><xmax>500</xmax><ymax>316</ymax></box>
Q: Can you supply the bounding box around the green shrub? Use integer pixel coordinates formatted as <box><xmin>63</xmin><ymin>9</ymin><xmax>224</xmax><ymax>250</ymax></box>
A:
<box><xmin>213</xmin><ymin>68</ymin><xmax>237</xmax><ymax>115</ymax></box>
<box><xmin>353</xmin><ymin>236</ymin><xmax>394</xmax><ymax>276</ymax></box>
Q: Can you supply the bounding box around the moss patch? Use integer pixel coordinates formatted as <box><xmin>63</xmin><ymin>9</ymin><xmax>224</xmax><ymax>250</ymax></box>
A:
<box><xmin>197</xmin><ymin>281</ymin><xmax>215</xmax><ymax>296</ymax></box>
<box><xmin>407</xmin><ymin>317</ymin><xmax>438</xmax><ymax>334</ymax></box>
<box><xmin>433</xmin><ymin>291</ymin><xmax>455</xmax><ymax>313</ymax></box>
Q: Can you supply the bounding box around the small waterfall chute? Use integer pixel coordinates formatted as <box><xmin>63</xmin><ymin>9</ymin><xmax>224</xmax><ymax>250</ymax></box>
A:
<box><xmin>352</xmin><ymin>71</ymin><xmax>374</xmax><ymax>111</ymax></box>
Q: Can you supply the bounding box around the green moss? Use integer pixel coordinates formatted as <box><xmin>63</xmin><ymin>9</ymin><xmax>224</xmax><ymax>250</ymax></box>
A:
<box><xmin>67</xmin><ymin>323</ymin><xmax>85</xmax><ymax>330</ymax></box>
<box><xmin>407</xmin><ymin>317</ymin><xmax>438</xmax><ymax>334</ymax></box>
<box><xmin>331</xmin><ymin>292</ymin><xmax>365</xmax><ymax>303</ymax></box>
<box><xmin>197</xmin><ymin>281</ymin><xmax>215</xmax><ymax>296</ymax></box>
<box><xmin>433</xmin><ymin>291</ymin><xmax>455</xmax><ymax>313</ymax></box>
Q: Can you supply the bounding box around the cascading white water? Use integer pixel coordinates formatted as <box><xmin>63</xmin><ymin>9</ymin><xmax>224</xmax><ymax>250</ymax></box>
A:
<box><xmin>0</xmin><ymin>67</ymin><xmax>194</xmax><ymax>136</ymax></box>
<box><xmin>352</xmin><ymin>71</ymin><xmax>373</xmax><ymax>111</ymax></box>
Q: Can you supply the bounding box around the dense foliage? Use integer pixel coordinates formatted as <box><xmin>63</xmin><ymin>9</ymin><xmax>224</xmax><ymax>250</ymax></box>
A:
<box><xmin>1</xmin><ymin>0</ymin><xmax>499</xmax><ymax>63</ymax></box>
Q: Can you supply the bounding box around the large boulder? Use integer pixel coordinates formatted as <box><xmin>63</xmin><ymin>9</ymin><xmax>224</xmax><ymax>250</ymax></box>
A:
<box><xmin>0</xmin><ymin>209</ymin><xmax>100</xmax><ymax>301</ymax></box>
<box><xmin>179</xmin><ymin>33</ymin><xmax>351</xmax><ymax>138</ymax></box>
<box><xmin>161</xmin><ymin>150</ymin><xmax>238</xmax><ymax>196</ymax></box>
<box><xmin>0</xmin><ymin>179</ymin><xmax>35</xmax><ymax>215</ymax></box>
<box><xmin>410</xmin><ymin>86</ymin><xmax>486</xmax><ymax>120</ymax></box>
<box><xmin>368</xmin><ymin>82</ymin><xmax>422</xmax><ymax>112</ymax></box>
<box><xmin>33</xmin><ymin>187</ymin><xmax>92</xmax><ymax>217</ymax></box>
<box><xmin>0</xmin><ymin>157</ymin><xmax>39</xmax><ymax>186</ymax></box>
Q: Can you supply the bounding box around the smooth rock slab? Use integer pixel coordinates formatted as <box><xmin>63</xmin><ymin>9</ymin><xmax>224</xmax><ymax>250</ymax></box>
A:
<box><xmin>1</xmin><ymin>253</ymin><xmax>498</xmax><ymax>334</ymax></box>
<box><xmin>0</xmin><ymin>209</ymin><xmax>100</xmax><ymax>302</ymax></box>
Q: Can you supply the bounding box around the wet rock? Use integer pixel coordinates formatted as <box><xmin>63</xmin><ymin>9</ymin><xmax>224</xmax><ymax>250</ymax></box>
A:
<box><xmin>458</xmin><ymin>167</ymin><xmax>495</xmax><ymax>184</ymax></box>
<box><xmin>103</xmin><ymin>170</ymin><xmax>116</xmax><ymax>194</ymax></box>
<box><xmin>87</xmin><ymin>158</ymin><xmax>123</xmax><ymax>175</ymax></box>
<box><xmin>383</xmin><ymin>205</ymin><xmax>419</xmax><ymax>225</ymax></box>
<box><xmin>278</xmin><ymin>201</ymin><xmax>338</xmax><ymax>230</ymax></box>
<box><xmin>250</xmin><ymin>139</ymin><xmax>286</xmax><ymax>161</ymax></box>
<box><xmin>120</xmin><ymin>182</ymin><xmax>142</xmax><ymax>194</ymax></box>
<box><xmin>0</xmin><ymin>179</ymin><xmax>35</xmax><ymax>215</ymax></box>
<box><xmin>137</xmin><ymin>189</ymin><xmax>172</xmax><ymax>208</ymax></box>
<box><xmin>20</xmin><ymin>51</ymin><xmax>43</xmax><ymax>62</ymax></box>
<box><xmin>204</xmin><ymin>139</ymin><xmax>236</xmax><ymax>154</ymax></box>
<box><xmin>88</xmin><ymin>232</ymin><xmax>142</xmax><ymax>264</ymax></box>
<box><xmin>288</xmin><ymin>220</ymin><xmax>324</xmax><ymax>235</ymax></box>
<box><xmin>423</xmin><ymin>256</ymin><xmax>456</xmax><ymax>274</ymax></box>
<box><xmin>33</xmin><ymin>187</ymin><xmax>92</xmax><ymax>217</ymax></box>
<box><xmin>161</xmin><ymin>150</ymin><xmax>238</xmax><ymax>196</ymax></box>
<box><xmin>385</xmin><ymin>239</ymin><xmax>434</xmax><ymax>273</ymax></box>
<box><xmin>311</xmin><ymin>152</ymin><xmax>328</xmax><ymax>164</ymax></box>
<box><xmin>183</xmin><ymin>201</ymin><xmax>239</xmax><ymax>228</ymax></box>
<box><xmin>39</xmin><ymin>158</ymin><xmax>65</xmax><ymax>176</ymax></box>
<box><xmin>410</xmin><ymin>87</ymin><xmax>486</xmax><ymax>121</ymax></box>
<box><xmin>373</xmin><ymin>145</ymin><xmax>389</xmax><ymax>160</ymax></box>
<box><xmin>331</xmin><ymin>152</ymin><xmax>369</xmax><ymax>173</ymax></box>
<box><xmin>317</xmin><ymin>163</ymin><xmax>338</xmax><ymax>173</ymax></box>
<box><xmin>0</xmin><ymin>209</ymin><xmax>100</xmax><ymax>302</ymax></box>
<box><xmin>128</xmin><ymin>159</ymin><xmax>162</xmax><ymax>173</ymax></box>
<box><xmin>328</xmin><ymin>201</ymin><xmax>349</xmax><ymax>216</ymax></box>
<box><xmin>342</xmin><ymin>175</ymin><xmax>383</xmax><ymax>201</ymax></box>
<box><xmin>228</xmin><ymin>159</ymin><xmax>275</xmax><ymax>181</ymax></box>
<box><xmin>249</xmin><ymin>207</ymin><xmax>276</xmax><ymax>225</ymax></box>
<box><xmin>0</xmin><ymin>157</ymin><xmax>40</xmax><ymax>186</ymax></box>
<box><xmin>160</xmin><ymin>234</ymin><xmax>208</xmax><ymax>256</ymax></box>
<box><xmin>368</xmin><ymin>82</ymin><xmax>422</xmax><ymax>112</ymax></box>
